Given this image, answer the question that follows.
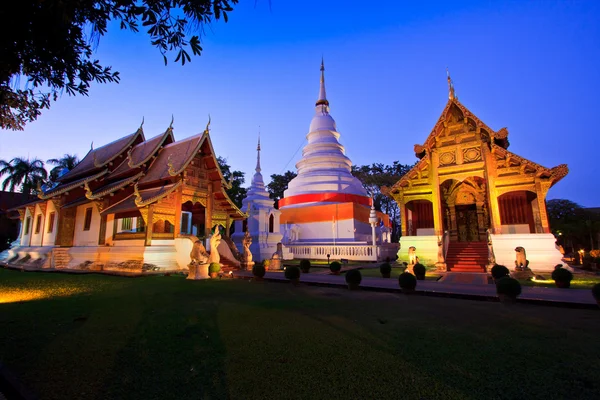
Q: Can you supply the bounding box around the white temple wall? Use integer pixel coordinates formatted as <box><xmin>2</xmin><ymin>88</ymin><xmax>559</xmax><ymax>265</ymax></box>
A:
<box><xmin>42</xmin><ymin>200</ymin><xmax>58</xmax><ymax>246</ymax></box>
<box><xmin>490</xmin><ymin>233</ymin><xmax>563</xmax><ymax>272</ymax></box>
<box><xmin>20</xmin><ymin>207</ymin><xmax>32</xmax><ymax>246</ymax></box>
<box><xmin>398</xmin><ymin>236</ymin><xmax>438</xmax><ymax>266</ymax></box>
<box><xmin>29</xmin><ymin>203</ymin><xmax>45</xmax><ymax>247</ymax></box>
<box><xmin>73</xmin><ymin>204</ymin><xmax>101</xmax><ymax>247</ymax></box>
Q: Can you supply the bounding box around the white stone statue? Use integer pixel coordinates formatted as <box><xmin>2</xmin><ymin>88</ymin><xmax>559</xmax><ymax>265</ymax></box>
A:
<box><xmin>270</xmin><ymin>242</ymin><xmax>284</xmax><ymax>270</ymax></box>
<box><xmin>208</xmin><ymin>231</ymin><xmax>222</xmax><ymax>265</ymax></box>
<box><xmin>408</xmin><ymin>246</ymin><xmax>418</xmax><ymax>265</ymax></box>
<box><xmin>187</xmin><ymin>240</ymin><xmax>210</xmax><ymax>280</ymax></box>
<box><xmin>288</xmin><ymin>224</ymin><xmax>300</xmax><ymax>243</ymax></box>
<box><xmin>514</xmin><ymin>246</ymin><xmax>529</xmax><ymax>270</ymax></box>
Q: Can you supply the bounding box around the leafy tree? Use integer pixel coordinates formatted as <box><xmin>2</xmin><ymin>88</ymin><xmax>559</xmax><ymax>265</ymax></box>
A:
<box><xmin>352</xmin><ymin>161</ymin><xmax>413</xmax><ymax>242</ymax></box>
<box><xmin>547</xmin><ymin>199</ymin><xmax>600</xmax><ymax>253</ymax></box>
<box><xmin>216</xmin><ymin>156</ymin><xmax>246</xmax><ymax>209</ymax></box>
<box><xmin>0</xmin><ymin>157</ymin><xmax>48</xmax><ymax>195</ymax></box>
<box><xmin>1</xmin><ymin>0</ymin><xmax>238</xmax><ymax>130</ymax></box>
<box><xmin>267</xmin><ymin>171</ymin><xmax>297</xmax><ymax>209</ymax></box>
<box><xmin>47</xmin><ymin>154</ymin><xmax>80</xmax><ymax>182</ymax></box>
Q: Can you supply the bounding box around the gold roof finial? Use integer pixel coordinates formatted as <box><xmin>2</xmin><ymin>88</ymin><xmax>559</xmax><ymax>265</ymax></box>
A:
<box><xmin>204</xmin><ymin>114</ymin><xmax>211</xmax><ymax>135</ymax></box>
<box><xmin>446</xmin><ymin>67</ymin><xmax>457</xmax><ymax>101</ymax></box>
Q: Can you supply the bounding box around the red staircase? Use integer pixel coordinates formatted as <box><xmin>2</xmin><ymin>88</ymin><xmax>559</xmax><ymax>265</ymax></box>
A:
<box><xmin>446</xmin><ymin>241</ymin><xmax>487</xmax><ymax>272</ymax></box>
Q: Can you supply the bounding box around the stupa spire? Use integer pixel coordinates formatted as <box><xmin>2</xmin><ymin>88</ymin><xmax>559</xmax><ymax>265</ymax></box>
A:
<box><xmin>316</xmin><ymin>57</ymin><xmax>329</xmax><ymax>107</ymax></box>
<box><xmin>255</xmin><ymin>129</ymin><xmax>261</xmax><ymax>173</ymax></box>
<box><xmin>446</xmin><ymin>68</ymin><xmax>457</xmax><ymax>101</ymax></box>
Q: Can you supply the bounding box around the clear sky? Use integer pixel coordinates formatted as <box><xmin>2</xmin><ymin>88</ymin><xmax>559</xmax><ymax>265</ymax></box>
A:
<box><xmin>1</xmin><ymin>0</ymin><xmax>599</xmax><ymax>206</ymax></box>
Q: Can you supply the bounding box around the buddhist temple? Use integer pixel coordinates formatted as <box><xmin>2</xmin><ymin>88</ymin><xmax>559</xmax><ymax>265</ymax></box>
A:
<box><xmin>385</xmin><ymin>72</ymin><xmax>568</xmax><ymax>272</ymax></box>
<box><xmin>4</xmin><ymin>119</ymin><xmax>246</xmax><ymax>272</ymax></box>
<box><xmin>279</xmin><ymin>60</ymin><xmax>398</xmax><ymax>261</ymax></box>
<box><xmin>232</xmin><ymin>135</ymin><xmax>291</xmax><ymax>262</ymax></box>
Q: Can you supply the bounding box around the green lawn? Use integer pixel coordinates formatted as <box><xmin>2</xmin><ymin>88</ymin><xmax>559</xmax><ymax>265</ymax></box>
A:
<box><xmin>520</xmin><ymin>274</ymin><xmax>600</xmax><ymax>289</ymax></box>
<box><xmin>1</xmin><ymin>268</ymin><xmax>600</xmax><ymax>400</ymax></box>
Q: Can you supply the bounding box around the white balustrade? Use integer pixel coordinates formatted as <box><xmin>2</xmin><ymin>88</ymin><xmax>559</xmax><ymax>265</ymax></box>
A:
<box><xmin>285</xmin><ymin>243</ymin><xmax>398</xmax><ymax>262</ymax></box>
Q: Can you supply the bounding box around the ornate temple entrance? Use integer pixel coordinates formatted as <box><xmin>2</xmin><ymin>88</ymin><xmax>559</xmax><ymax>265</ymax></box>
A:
<box><xmin>456</xmin><ymin>204</ymin><xmax>479</xmax><ymax>242</ymax></box>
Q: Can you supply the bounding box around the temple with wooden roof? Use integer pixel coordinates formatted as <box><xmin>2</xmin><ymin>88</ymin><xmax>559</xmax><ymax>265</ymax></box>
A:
<box><xmin>384</xmin><ymin>72</ymin><xmax>568</xmax><ymax>272</ymax></box>
<box><xmin>6</xmin><ymin>119</ymin><xmax>246</xmax><ymax>272</ymax></box>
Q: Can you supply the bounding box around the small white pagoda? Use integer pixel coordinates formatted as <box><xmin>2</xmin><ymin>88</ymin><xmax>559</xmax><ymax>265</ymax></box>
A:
<box><xmin>232</xmin><ymin>137</ymin><xmax>291</xmax><ymax>262</ymax></box>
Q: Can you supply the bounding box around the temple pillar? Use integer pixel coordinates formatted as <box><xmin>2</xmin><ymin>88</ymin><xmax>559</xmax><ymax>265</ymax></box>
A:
<box><xmin>476</xmin><ymin>201</ymin><xmax>485</xmax><ymax>240</ymax></box>
<box><xmin>205</xmin><ymin>183</ymin><xmax>213</xmax><ymax>237</ymax></box>
<box><xmin>449</xmin><ymin>205</ymin><xmax>458</xmax><ymax>241</ymax></box>
<box><xmin>173</xmin><ymin>187</ymin><xmax>182</xmax><ymax>238</ymax></box>
<box><xmin>396</xmin><ymin>193</ymin><xmax>407</xmax><ymax>237</ymax></box>
<box><xmin>225</xmin><ymin>215</ymin><xmax>231</xmax><ymax>237</ymax></box>
<box><xmin>483</xmin><ymin>145</ymin><xmax>502</xmax><ymax>234</ymax></box>
<box><xmin>535</xmin><ymin>179</ymin><xmax>551</xmax><ymax>234</ymax></box>
<box><xmin>145</xmin><ymin>205</ymin><xmax>154</xmax><ymax>246</ymax></box>
<box><xmin>430</xmin><ymin>150</ymin><xmax>443</xmax><ymax>236</ymax></box>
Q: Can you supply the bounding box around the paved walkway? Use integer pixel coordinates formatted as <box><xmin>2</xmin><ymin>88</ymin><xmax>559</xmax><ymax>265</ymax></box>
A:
<box><xmin>237</xmin><ymin>270</ymin><xmax>598</xmax><ymax>308</ymax></box>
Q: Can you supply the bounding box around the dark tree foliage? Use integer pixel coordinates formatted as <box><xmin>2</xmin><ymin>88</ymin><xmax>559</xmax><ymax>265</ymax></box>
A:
<box><xmin>0</xmin><ymin>157</ymin><xmax>48</xmax><ymax>195</ymax></box>
<box><xmin>47</xmin><ymin>154</ymin><xmax>80</xmax><ymax>182</ymax></box>
<box><xmin>216</xmin><ymin>156</ymin><xmax>246</xmax><ymax>209</ymax></box>
<box><xmin>267</xmin><ymin>171</ymin><xmax>297</xmax><ymax>209</ymax></box>
<box><xmin>351</xmin><ymin>161</ymin><xmax>413</xmax><ymax>242</ymax></box>
<box><xmin>547</xmin><ymin>199</ymin><xmax>600</xmax><ymax>253</ymax></box>
<box><xmin>0</xmin><ymin>0</ymin><xmax>238</xmax><ymax>130</ymax></box>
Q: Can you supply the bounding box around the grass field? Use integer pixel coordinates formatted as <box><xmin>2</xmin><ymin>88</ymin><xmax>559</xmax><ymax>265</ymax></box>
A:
<box><xmin>520</xmin><ymin>274</ymin><xmax>600</xmax><ymax>289</ymax></box>
<box><xmin>1</xmin><ymin>267</ymin><xmax>599</xmax><ymax>400</ymax></box>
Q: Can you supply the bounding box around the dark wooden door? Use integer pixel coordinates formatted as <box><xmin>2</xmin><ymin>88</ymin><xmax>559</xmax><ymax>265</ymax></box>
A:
<box><xmin>456</xmin><ymin>205</ymin><xmax>479</xmax><ymax>242</ymax></box>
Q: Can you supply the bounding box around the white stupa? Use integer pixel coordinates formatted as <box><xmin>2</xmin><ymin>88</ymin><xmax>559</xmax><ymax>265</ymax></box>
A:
<box><xmin>232</xmin><ymin>136</ymin><xmax>288</xmax><ymax>262</ymax></box>
<box><xmin>279</xmin><ymin>60</ymin><xmax>390</xmax><ymax>244</ymax></box>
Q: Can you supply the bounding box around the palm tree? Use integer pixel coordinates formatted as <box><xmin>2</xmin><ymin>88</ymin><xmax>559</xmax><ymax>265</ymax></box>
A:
<box><xmin>0</xmin><ymin>157</ymin><xmax>48</xmax><ymax>195</ymax></box>
<box><xmin>47</xmin><ymin>154</ymin><xmax>79</xmax><ymax>181</ymax></box>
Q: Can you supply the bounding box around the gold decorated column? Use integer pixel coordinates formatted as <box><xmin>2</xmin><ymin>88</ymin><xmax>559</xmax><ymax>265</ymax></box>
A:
<box><xmin>173</xmin><ymin>186</ymin><xmax>182</xmax><ymax>238</ymax></box>
<box><xmin>483</xmin><ymin>145</ymin><xmax>502</xmax><ymax>234</ymax></box>
<box><xmin>205</xmin><ymin>182</ymin><xmax>213</xmax><ymax>237</ymax></box>
<box><xmin>430</xmin><ymin>150</ymin><xmax>443</xmax><ymax>236</ymax></box>
<box><xmin>144</xmin><ymin>205</ymin><xmax>154</xmax><ymax>246</ymax></box>
<box><xmin>535</xmin><ymin>179</ymin><xmax>551</xmax><ymax>233</ymax></box>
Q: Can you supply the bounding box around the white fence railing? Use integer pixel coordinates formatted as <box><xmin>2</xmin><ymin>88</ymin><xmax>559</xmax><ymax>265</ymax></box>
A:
<box><xmin>286</xmin><ymin>243</ymin><xmax>399</xmax><ymax>262</ymax></box>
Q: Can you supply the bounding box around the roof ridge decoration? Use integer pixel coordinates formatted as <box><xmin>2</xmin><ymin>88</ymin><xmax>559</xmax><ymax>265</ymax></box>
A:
<box><xmin>446</xmin><ymin>68</ymin><xmax>457</xmax><ymax>101</ymax></box>
<box><xmin>38</xmin><ymin>168</ymin><xmax>109</xmax><ymax>199</ymax></box>
<box><xmin>167</xmin><ymin>115</ymin><xmax>212</xmax><ymax>177</ymax></box>
<box><xmin>127</xmin><ymin>128</ymin><xmax>174</xmax><ymax>168</ymax></box>
<box><xmin>133</xmin><ymin>179</ymin><xmax>183</xmax><ymax>207</ymax></box>
<box><xmin>389</xmin><ymin>155</ymin><xmax>430</xmax><ymax>192</ymax></box>
<box><xmin>85</xmin><ymin>171</ymin><xmax>144</xmax><ymax>200</ymax></box>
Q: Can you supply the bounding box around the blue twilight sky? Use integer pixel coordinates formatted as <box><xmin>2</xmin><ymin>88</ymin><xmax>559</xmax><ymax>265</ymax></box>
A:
<box><xmin>1</xmin><ymin>0</ymin><xmax>599</xmax><ymax>206</ymax></box>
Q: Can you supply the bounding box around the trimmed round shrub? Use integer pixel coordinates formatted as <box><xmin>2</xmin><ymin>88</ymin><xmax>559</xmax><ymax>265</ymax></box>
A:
<box><xmin>284</xmin><ymin>265</ymin><xmax>300</xmax><ymax>280</ymax></box>
<box><xmin>252</xmin><ymin>264</ymin><xmax>266</xmax><ymax>278</ymax></box>
<box><xmin>329</xmin><ymin>261</ymin><xmax>342</xmax><ymax>274</ymax></box>
<box><xmin>398</xmin><ymin>272</ymin><xmax>417</xmax><ymax>291</ymax></box>
<box><xmin>491</xmin><ymin>264</ymin><xmax>510</xmax><ymax>280</ymax></box>
<box><xmin>380</xmin><ymin>262</ymin><xmax>392</xmax><ymax>276</ymax></box>
<box><xmin>300</xmin><ymin>259</ymin><xmax>311</xmax><ymax>273</ymax></box>
<box><xmin>495</xmin><ymin>277</ymin><xmax>521</xmax><ymax>298</ymax></box>
<box><xmin>208</xmin><ymin>263</ymin><xmax>221</xmax><ymax>274</ymax></box>
<box><xmin>345</xmin><ymin>269</ymin><xmax>362</xmax><ymax>286</ymax></box>
<box><xmin>592</xmin><ymin>283</ymin><xmax>600</xmax><ymax>300</ymax></box>
<box><xmin>551</xmin><ymin>266</ymin><xmax>573</xmax><ymax>286</ymax></box>
<box><xmin>413</xmin><ymin>263</ymin><xmax>426</xmax><ymax>280</ymax></box>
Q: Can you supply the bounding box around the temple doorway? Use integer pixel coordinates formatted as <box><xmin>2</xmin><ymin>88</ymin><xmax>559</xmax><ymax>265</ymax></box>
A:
<box><xmin>456</xmin><ymin>204</ymin><xmax>479</xmax><ymax>242</ymax></box>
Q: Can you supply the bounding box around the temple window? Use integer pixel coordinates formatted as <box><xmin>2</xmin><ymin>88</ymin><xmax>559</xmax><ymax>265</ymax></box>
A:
<box><xmin>47</xmin><ymin>212</ymin><xmax>55</xmax><ymax>233</ymax></box>
<box><xmin>24</xmin><ymin>216</ymin><xmax>31</xmax><ymax>235</ymax></box>
<box><xmin>269</xmin><ymin>214</ymin><xmax>274</xmax><ymax>233</ymax></box>
<box><xmin>83</xmin><ymin>207</ymin><xmax>93</xmax><ymax>231</ymax></box>
<box><xmin>121</xmin><ymin>217</ymin><xmax>133</xmax><ymax>231</ymax></box>
<box><xmin>498</xmin><ymin>191</ymin><xmax>536</xmax><ymax>234</ymax></box>
<box><xmin>35</xmin><ymin>215</ymin><xmax>42</xmax><ymax>234</ymax></box>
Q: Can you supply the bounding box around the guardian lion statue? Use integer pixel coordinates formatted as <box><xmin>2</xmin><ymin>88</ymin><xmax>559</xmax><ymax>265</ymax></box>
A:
<box><xmin>189</xmin><ymin>240</ymin><xmax>209</xmax><ymax>266</ymax></box>
<box><xmin>514</xmin><ymin>246</ymin><xmax>529</xmax><ymax>270</ymax></box>
<box><xmin>408</xmin><ymin>246</ymin><xmax>419</xmax><ymax>265</ymax></box>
